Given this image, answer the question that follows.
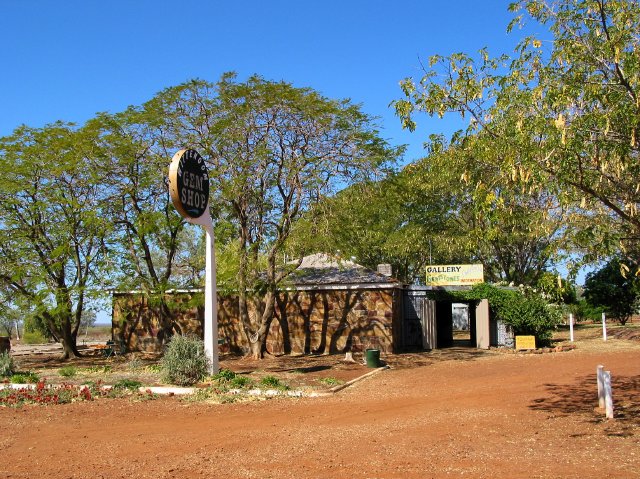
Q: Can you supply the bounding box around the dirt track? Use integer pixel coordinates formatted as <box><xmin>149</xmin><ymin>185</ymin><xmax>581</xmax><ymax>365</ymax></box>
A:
<box><xmin>1</xmin><ymin>345</ymin><xmax>639</xmax><ymax>479</ymax></box>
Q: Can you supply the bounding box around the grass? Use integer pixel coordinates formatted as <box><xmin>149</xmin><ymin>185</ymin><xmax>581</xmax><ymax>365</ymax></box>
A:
<box><xmin>318</xmin><ymin>377</ymin><xmax>344</xmax><ymax>387</ymax></box>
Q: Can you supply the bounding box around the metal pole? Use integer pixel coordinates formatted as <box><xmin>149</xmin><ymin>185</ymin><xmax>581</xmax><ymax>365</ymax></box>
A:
<box><xmin>602</xmin><ymin>312</ymin><xmax>607</xmax><ymax>341</ymax></box>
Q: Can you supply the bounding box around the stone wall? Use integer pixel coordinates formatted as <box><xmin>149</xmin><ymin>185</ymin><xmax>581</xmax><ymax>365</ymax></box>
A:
<box><xmin>112</xmin><ymin>288</ymin><xmax>400</xmax><ymax>355</ymax></box>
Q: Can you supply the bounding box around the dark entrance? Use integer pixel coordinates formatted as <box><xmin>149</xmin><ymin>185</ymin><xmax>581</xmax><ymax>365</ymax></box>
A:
<box><xmin>436</xmin><ymin>300</ymin><xmax>477</xmax><ymax>348</ymax></box>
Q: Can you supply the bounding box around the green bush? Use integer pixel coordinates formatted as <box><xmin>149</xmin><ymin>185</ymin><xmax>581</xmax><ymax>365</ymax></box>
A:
<box><xmin>260</xmin><ymin>375</ymin><xmax>288</xmax><ymax>390</ymax></box>
<box><xmin>11</xmin><ymin>372</ymin><xmax>39</xmax><ymax>384</ymax></box>
<box><xmin>0</xmin><ymin>352</ymin><xmax>15</xmax><ymax>377</ymax></box>
<box><xmin>21</xmin><ymin>331</ymin><xmax>47</xmax><ymax>345</ymax></box>
<box><xmin>113</xmin><ymin>379</ymin><xmax>142</xmax><ymax>391</ymax></box>
<box><xmin>58</xmin><ymin>366</ymin><xmax>77</xmax><ymax>378</ymax></box>
<box><xmin>439</xmin><ymin>283</ymin><xmax>562</xmax><ymax>346</ymax></box>
<box><xmin>161</xmin><ymin>335</ymin><xmax>210</xmax><ymax>386</ymax></box>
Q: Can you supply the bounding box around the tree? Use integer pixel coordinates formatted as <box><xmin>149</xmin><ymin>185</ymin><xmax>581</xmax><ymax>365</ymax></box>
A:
<box><xmin>0</xmin><ymin>123</ymin><xmax>109</xmax><ymax>358</ymax></box>
<box><xmin>583</xmin><ymin>258</ymin><xmax>639</xmax><ymax>324</ymax></box>
<box><xmin>160</xmin><ymin>74</ymin><xmax>398</xmax><ymax>358</ymax></box>
<box><xmin>394</xmin><ymin>0</ymin><xmax>640</xmax><ymax>268</ymax></box>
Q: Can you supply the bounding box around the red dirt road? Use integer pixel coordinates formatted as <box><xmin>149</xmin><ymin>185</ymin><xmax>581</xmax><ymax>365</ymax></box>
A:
<box><xmin>2</xmin><ymin>346</ymin><xmax>639</xmax><ymax>479</ymax></box>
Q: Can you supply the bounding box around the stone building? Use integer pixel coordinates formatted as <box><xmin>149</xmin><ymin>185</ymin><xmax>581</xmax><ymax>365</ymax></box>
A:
<box><xmin>111</xmin><ymin>254</ymin><xmax>403</xmax><ymax>354</ymax></box>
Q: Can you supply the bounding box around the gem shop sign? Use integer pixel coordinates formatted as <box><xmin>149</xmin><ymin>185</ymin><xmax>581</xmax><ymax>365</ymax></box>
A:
<box><xmin>168</xmin><ymin>148</ymin><xmax>219</xmax><ymax>374</ymax></box>
<box><xmin>169</xmin><ymin>149</ymin><xmax>209</xmax><ymax>219</ymax></box>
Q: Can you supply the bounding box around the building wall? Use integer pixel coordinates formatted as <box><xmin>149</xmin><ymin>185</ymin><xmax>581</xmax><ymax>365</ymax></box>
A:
<box><xmin>112</xmin><ymin>288</ymin><xmax>400</xmax><ymax>355</ymax></box>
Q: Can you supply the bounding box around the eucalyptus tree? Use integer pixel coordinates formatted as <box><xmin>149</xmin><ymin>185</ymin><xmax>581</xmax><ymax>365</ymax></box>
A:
<box><xmin>394</xmin><ymin>0</ymin><xmax>640</xmax><ymax>268</ymax></box>
<box><xmin>0</xmin><ymin>123</ymin><xmax>109</xmax><ymax>358</ymax></box>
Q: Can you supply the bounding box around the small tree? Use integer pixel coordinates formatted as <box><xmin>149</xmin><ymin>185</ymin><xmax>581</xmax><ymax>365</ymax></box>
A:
<box><xmin>584</xmin><ymin>259</ymin><xmax>639</xmax><ymax>325</ymax></box>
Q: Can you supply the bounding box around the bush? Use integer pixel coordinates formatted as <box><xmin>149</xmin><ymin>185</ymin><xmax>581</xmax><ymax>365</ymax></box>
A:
<box><xmin>58</xmin><ymin>366</ymin><xmax>77</xmax><ymax>378</ymax></box>
<box><xmin>161</xmin><ymin>335</ymin><xmax>210</xmax><ymax>386</ymax></box>
<box><xmin>0</xmin><ymin>352</ymin><xmax>15</xmax><ymax>377</ymax></box>
<box><xmin>11</xmin><ymin>372</ymin><xmax>39</xmax><ymax>384</ymax></box>
<box><xmin>440</xmin><ymin>283</ymin><xmax>562</xmax><ymax>347</ymax></box>
<box><xmin>21</xmin><ymin>331</ymin><xmax>47</xmax><ymax>345</ymax></box>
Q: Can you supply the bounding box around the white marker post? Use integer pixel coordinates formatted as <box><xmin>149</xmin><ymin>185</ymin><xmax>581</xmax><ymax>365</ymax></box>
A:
<box><xmin>569</xmin><ymin>313</ymin><xmax>574</xmax><ymax>342</ymax></box>
<box><xmin>603</xmin><ymin>370</ymin><xmax>614</xmax><ymax>419</ymax></box>
<box><xmin>169</xmin><ymin>149</ymin><xmax>219</xmax><ymax>374</ymax></box>
<box><xmin>597</xmin><ymin>365</ymin><xmax>605</xmax><ymax>408</ymax></box>
<box><xmin>602</xmin><ymin>312</ymin><xmax>607</xmax><ymax>341</ymax></box>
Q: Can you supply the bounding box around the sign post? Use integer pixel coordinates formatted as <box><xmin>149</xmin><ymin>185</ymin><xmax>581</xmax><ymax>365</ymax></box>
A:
<box><xmin>168</xmin><ymin>149</ymin><xmax>218</xmax><ymax>374</ymax></box>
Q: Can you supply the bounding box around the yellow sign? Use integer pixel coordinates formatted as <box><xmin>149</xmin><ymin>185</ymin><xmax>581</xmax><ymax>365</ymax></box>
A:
<box><xmin>515</xmin><ymin>335</ymin><xmax>536</xmax><ymax>350</ymax></box>
<box><xmin>425</xmin><ymin>264</ymin><xmax>484</xmax><ymax>286</ymax></box>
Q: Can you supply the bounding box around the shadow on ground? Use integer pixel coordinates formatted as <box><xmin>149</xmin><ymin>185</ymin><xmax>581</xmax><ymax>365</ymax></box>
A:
<box><xmin>529</xmin><ymin>374</ymin><xmax>640</xmax><ymax>436</ymax></box>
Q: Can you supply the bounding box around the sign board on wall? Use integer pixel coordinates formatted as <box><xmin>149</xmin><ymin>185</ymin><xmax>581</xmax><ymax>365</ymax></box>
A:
<box><xmin>425</xmin><ymin>264</ymin><xmax>484</xmax><ymax>286</ymax></box>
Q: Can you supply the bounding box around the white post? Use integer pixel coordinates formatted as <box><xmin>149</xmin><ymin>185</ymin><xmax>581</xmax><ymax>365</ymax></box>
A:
<box><xmin>602</xmin><ymin>312</ymin><xmax>607</xmax><ymax>341</ymax></box>
<box><xmin>203</xmin><ymin>222</ymin><xmax>219</xmax><ymax>375</ymax></box>
<box><xmin>569</xmin><ymin>313</ymin><xmax>574</xmax><ymax>342</ymax></box>
<box><xmin>597</xmin><ymin>365</ymin><xmax>605</xmax><ymax>408</ymax></box>
<box><xmin>14</xmin><ymin>321</ymin><xmax>20</xmax><ymax>341</ymax></box>
<box><xmin>603</xmin><ymin>370</ymin><xmax>614</xmax><ymax>419</ymax></box>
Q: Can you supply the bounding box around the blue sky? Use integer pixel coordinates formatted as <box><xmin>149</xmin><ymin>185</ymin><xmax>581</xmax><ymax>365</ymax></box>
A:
<box><xmin>1</xmin><ymin>0</ymin><xmax>527</xmax><ymax>164</ymax></box>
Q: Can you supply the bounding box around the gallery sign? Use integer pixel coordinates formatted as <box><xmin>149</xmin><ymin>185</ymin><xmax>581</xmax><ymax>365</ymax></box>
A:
<box><xmin>168</xmin><ymin>149</ymin><xmax>210</xmax><ymax>219</ymax></box>
<box><xmin>425</xmin><ymin>264</ymin><xmax>484</xmax><ymax>286</ymax></box>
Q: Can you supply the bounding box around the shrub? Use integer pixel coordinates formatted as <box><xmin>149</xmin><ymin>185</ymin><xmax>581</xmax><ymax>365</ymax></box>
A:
<box><xmin>260</xmin><ymin>375</ymin><xmax>288</xmax><ymax>390</ymax></box>
<box><xmin>439</xmin><ymin>283</ymin><xmax>563</xmax><ymax>347</ymax></box>
<box><xmin>11</xmin><ymin>372</ymin><xmax>39</xmax><ymax>384</ymax></box>
<box><xmin>0</xmin><ymin>352</ymin><xmax>15</xmax><ymax>377</ymax></box>
<box><xmin>230</xmin><ymin>375</ymin><xmax>254</xmax><ymax>389</ymax></box>
<box><xmin>21</xmin><ymin>331</ymin><xmax>47</xmax><ymax>345</ymax></box>
<box><xmin>58</xmin><ymin>366</ymin><xmax>77</xmax><ymax>378</ymax></box>
<box><xmin>161</xmin><ymin>335</ymin><xmax>210</xmax><ymax>386</ymax></box>
<box><xmin>113</xmin><ymin>379</ymin><xmax>142</xmax><ymax>391</ymax></box>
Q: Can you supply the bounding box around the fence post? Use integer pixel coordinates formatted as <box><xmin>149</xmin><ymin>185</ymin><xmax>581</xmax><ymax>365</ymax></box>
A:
<box><xmin>603</xmin><ymin>370</ymin><xmax>614</xmax><ymax>419</ymax></box>
<box><xmin>569</xmin><ymin>313</ymin><xmax>574</xmax><ymax>342</ymax></box>
<box><xmin>597</xmin><ymin>365</ymin><xmax>605</xmax><ymax>408</ymax></box>
<box><xmin>602</xmin><ymin>312</ymin><xmax>607</xmax><ymax>341</ymax></box>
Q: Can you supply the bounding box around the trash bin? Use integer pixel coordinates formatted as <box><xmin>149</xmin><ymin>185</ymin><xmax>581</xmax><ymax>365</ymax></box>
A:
<box><xmin>365</xmin><ymin>348</ymin><xmax>380</xmax><ymax>368</ymax></box>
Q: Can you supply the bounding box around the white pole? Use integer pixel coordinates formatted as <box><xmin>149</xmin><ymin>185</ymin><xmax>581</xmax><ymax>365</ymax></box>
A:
<box><xmin>602</xmin><ymin>312</ymin><xmax>607</xmax><ymax>341</ymax></box>
<box><xmin>14</xmin><ymin>321</ymin><xmax>20</xmax><ymax>341</ymax></box>
<box><xmin>569</xmin><ymin>313</ymin><xmax>574</xmax><ymax>342</ymax></box>
<box><xmin>603</xmin><ymin>370</ymin><xmax>614</xmax><ymax>419</ymax></box>
<box><xmin>203</xmin><ymin>223</ymin><xmax>219</xmax><ymax>375</ymax></box>
<box><xmin>597</xmin><ymin>365</ymin><xmax>605</xmax><ymax>408</ymax></box>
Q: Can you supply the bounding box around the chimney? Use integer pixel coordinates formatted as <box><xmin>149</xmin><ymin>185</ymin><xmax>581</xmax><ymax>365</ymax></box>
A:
<box><xmin>377</xmin><ymin>264</ymin><xmax>392</xmax><ymax>277</ymax></box>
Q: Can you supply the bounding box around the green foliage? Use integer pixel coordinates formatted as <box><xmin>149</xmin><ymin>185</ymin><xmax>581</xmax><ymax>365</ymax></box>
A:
<box><xmin>535</xmin><ymin>272</ymin><xmax>577</xmax><ymax>305</ymax></box>
<box><xmin>58</xmin><ymin>366</ymin><xmax>77</xmax><ymax>378</ymax></box>
<box><xmin>10</xmin><ymin>372</ymin><xmax>39</xmax><ymax>384</ymax></box>
<box><xmin>213</xmin><ymin>368</ymin><xmax>237</xmax><ymax>381</ymax></box>
<box><xmin>394</xmin><ymin>0</ymin><xmax>640</xmax><ymax>266</ymax></box>
<box><xmin>584</xmin><ymin>259</ymin><xmax>639</xmax><ymax>325</ymax></box>
<box><xmin>259</xmin><ymin>375</ymin><xmax>289</xmax><ymax>390</ymax></box>
<box><xmin>0</xmin><ymin>352</ymin><xmax>15</xmax><ymax>377</ymax></box>
<box><xmin>21</xmin><ymin>331</ymin><xmax>47</xmax><ymax>345</ymax></box>
<box><xmin>571</xmin><ymin>299</ymin><xmax>605</xmax><ymax>323</ymax></box>
<box><xmin>211</xmin><ymin>368</ymin><xmax>254</xmax><ymax>390</ymax></box>
<box><xmin>439</xmin><ymin>283</ymin><xmax>562</xmax><ymax>346</ymax></box>
<box><xmin>113</xmin><ymin>379</ymin><xmax>142</xmax><ymax>391</ymax></box>
<box><xmin>318</xmin><ymin>377</ymin><xmax>344</xmax><ymax>386</ymax></box>
<box><xmin>161</xmin><ymin>335</ymin><xmax>210</xmax><ymax>386</ymax></box>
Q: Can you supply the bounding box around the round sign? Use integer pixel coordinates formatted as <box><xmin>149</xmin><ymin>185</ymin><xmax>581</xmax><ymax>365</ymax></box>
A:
<box><xmin>169</xmin><ymin>149</ymin><xmax>210</xmax><ymax>219</ymax></box>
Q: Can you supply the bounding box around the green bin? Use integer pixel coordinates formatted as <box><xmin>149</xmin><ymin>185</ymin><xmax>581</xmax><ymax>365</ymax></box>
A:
<box><xmin>365</xmin><ymin>348</ymin><xmax>380</xmax><ymax>368</ymax></box>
